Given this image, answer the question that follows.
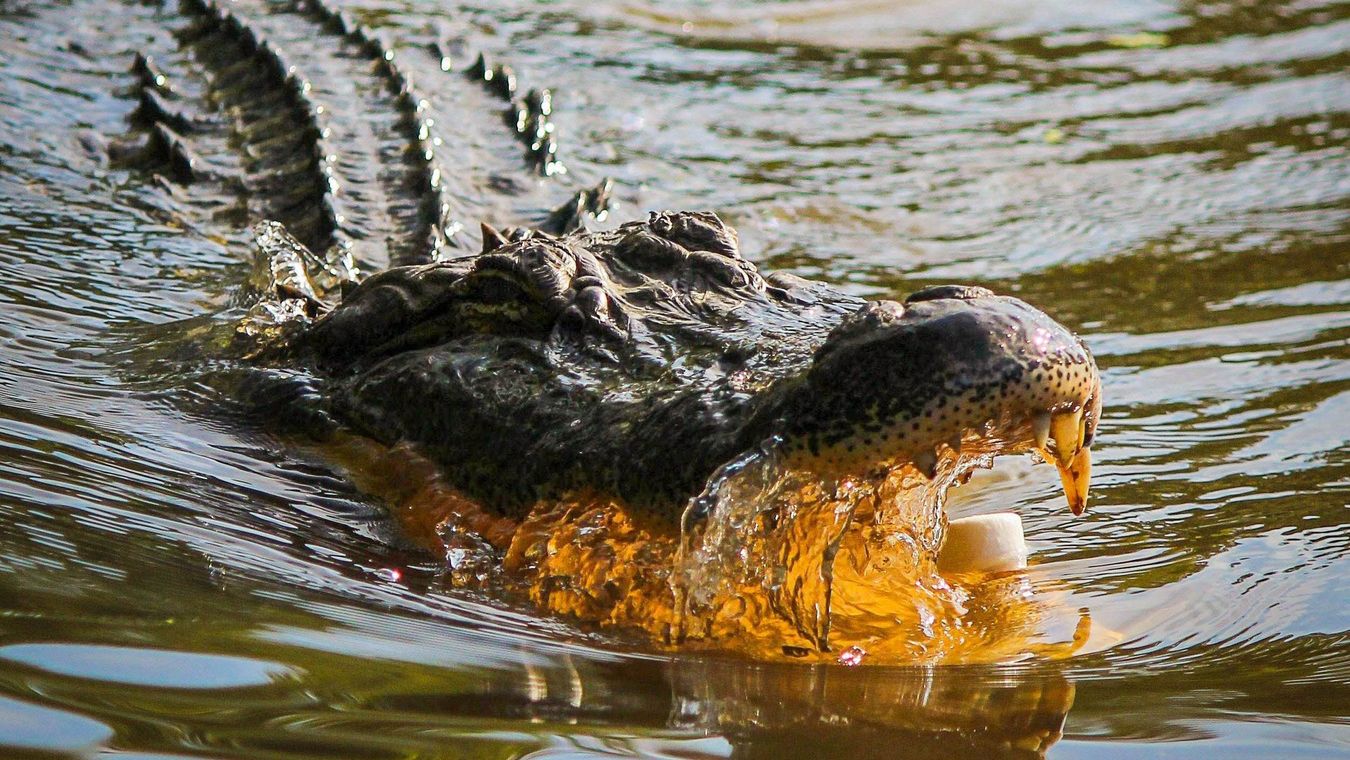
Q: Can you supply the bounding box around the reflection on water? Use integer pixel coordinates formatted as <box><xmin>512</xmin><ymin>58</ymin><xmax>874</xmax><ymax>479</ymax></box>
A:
<box><xmin>670</xmin><ymin>660</ymin><xmax>1075</xmax><ymax>759</ymax></box>
<box><xmin>0</xmin><ymin>0</ymin><xmax>1347</xmax><ymax>756</ymax></box>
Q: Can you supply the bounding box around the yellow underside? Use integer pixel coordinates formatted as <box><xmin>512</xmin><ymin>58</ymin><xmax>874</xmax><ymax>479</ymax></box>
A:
<box><xmin>319</xmin><ymin>434</ymin><xmax>1090</xmax><ymax>665</ymax></box>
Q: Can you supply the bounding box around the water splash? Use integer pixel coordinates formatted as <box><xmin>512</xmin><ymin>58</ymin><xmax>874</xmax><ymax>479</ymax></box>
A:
<box><xmin>674</xmin><ymin>438</ymin><xmax>1006</xmax><ymax>658</ymax></box>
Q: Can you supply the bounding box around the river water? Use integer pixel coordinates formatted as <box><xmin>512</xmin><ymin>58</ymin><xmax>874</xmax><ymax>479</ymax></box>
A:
<box><xmin>0</xmin><ymin>0</ymin><xmax>1347</xmax><ymax>757</ymax></box>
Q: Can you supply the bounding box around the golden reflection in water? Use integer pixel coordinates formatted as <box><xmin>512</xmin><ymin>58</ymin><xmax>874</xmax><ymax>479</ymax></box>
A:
<box><xmin>670</xmin><ymin>659</ymin><xmax>1076</xmax><ymax>758</ymax></box>
<box><xmin>321</xmin><ymin>434</ymin><xmax>1088</xmax><ymax>665</ymax></box>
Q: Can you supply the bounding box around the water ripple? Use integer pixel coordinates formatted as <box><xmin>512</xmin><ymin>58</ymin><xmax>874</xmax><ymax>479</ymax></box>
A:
<box><xmin>0</xmin><ymin>0</ymin><xmax>1345</xmax><ymax>756</ymax></box>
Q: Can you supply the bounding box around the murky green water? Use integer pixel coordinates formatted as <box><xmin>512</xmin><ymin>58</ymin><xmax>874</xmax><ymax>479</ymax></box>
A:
<box><xmin>1</xmin><ymin>0</ymin><xmax>1347</xmax><ymax>756</ymax></box>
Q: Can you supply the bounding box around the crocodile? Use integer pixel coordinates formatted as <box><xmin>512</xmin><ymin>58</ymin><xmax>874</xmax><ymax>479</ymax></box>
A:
<box><xmin>109</xmin><ymin>0</ymin><xmax>1101</xmax><ymax>659</ymax></box>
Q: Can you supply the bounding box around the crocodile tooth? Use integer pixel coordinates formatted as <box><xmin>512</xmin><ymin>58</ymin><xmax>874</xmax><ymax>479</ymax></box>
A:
<box><xmin>913</xmin><ymin>449</ymin><xmax>938</xmax><ymax>480</ymax></box>
<box><xmin>1050</xmin><ymin>409</ymin><xmax>1084</xmax><ymax>468</ymax></box>
<box><xmin>1056</xmin><ymin>447</ymin><xmax>1091</xmax><ymax>516</ymax></box>
<box><xmin>1032</xmin><ymin>411</ymin><xmax>1051</xmax><ymax>451</ymax></box>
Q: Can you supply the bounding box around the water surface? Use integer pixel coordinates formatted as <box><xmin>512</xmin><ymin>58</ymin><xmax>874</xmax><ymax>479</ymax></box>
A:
<box><xmin>0</xmin><ymin>0</ymin><xmax>1347</xmax><ymax>756</ymax></box>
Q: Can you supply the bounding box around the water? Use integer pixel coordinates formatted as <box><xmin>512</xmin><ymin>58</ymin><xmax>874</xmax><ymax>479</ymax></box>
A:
<box><xmin>1</xmin><ymin>0</ymin><xmax>1347</xmax><ymax>756</ymax></box>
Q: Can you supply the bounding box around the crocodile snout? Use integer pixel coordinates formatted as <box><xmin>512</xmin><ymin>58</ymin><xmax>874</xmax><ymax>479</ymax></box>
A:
<box><xmin>775</xmin><ymin>285</ymin><xmax>1101</xmax><ymax>514</ymax></box>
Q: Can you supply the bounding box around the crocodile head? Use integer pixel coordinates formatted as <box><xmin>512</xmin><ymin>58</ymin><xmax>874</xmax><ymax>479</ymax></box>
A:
<box><xmin>763</xmin><ymin>285</ymin><xmax>1101</xmax><ymax>515</ymax></box>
